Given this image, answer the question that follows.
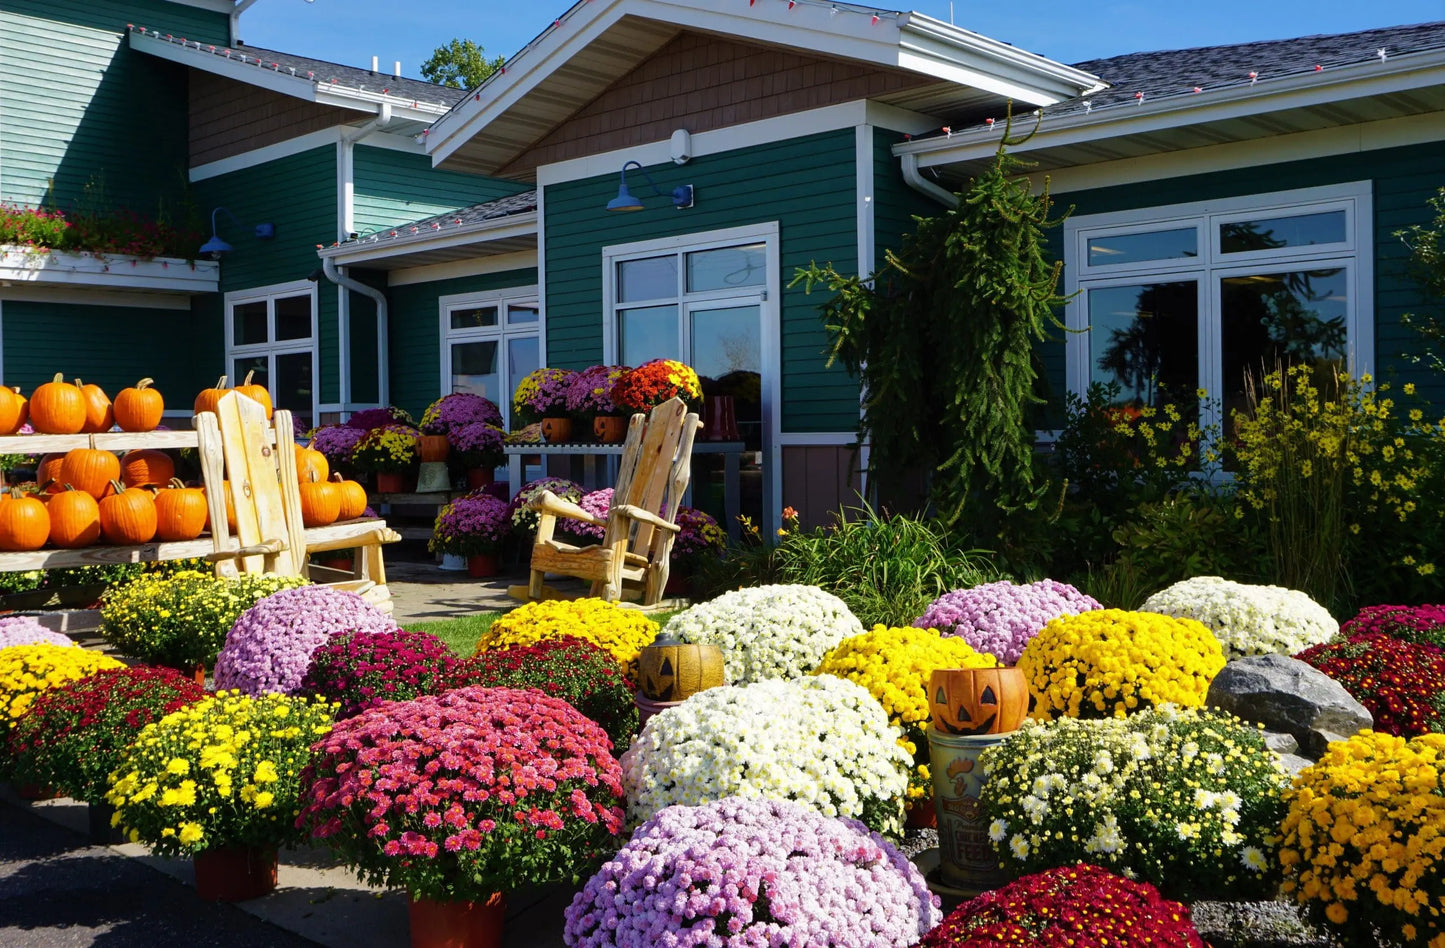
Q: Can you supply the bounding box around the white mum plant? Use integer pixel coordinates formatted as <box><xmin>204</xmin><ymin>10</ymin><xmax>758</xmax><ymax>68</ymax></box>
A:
<box><xmin>663</xmin><ymin>584</ymin><xmax>863</xmax><ymax>683</ymax></box>
<box><xmin>1140</xmin><ymin>576</ymin><xmax>1337</xmax><ymax>660</ymax></box>
<box><xmin>620</xmin><ymin>674</ymin><xmax>911</xmax><ymax>836</ymax></box>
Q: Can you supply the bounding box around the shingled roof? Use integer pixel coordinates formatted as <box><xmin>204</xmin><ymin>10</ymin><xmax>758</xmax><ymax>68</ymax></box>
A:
<box><xmin>339</xmin><ymin>190</ymin><xmax>538</xmax><ymax>248</ymax></box>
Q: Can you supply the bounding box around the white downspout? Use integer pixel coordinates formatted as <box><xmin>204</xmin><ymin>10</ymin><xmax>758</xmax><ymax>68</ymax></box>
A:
<box><xmin>900</xmin><ymin>152</ymin><xmax>958</xmax><ymax>208</ymax></box>
<box><xmin>332</xmin><ymin>104</ymin><xmax>393</xmax><ymax>414</ymax></box>
<box><xmin>322</xmin><ymin>257</ymin><xmax>389</xmax><ymax>408</ymax></box>
<box><xmin>229</xmin><ymin>0</ymin><xmax>264</xmax><ymax>45</ymax></box>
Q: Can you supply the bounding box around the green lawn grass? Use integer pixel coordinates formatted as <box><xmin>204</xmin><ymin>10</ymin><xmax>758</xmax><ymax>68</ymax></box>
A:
<box><xmin>405</xmin><ymin>607</ymin><xmax>686</xmax><ymax>657</ymax></box>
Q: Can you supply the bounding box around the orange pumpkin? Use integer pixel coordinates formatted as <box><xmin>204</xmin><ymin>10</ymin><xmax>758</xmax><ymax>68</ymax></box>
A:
<box><xmin>29</xmin><ymin>373</ymin><xmax>87</xmax><ymax>434</ymax></box>
<box><xmin>294</xmin><ymin>444</ymin><xmax>329</xmax><ymax>483</ymax></box>
<box><xmin>74</xmin><ymin>378</ymin><xmax>114</xmax><ymax>433</ymax></box>
<box><xmin>0</xmin><ymin>386</ymin><xmax>27</xmax><ymax>435</ymax></box>
<box><xmin>637</xmin><ymin>641</ymin><xmax>726</xmax><ymax>701</ymax></box>
<box><xmin>59</xmin><ymin>448</ymin><xmax>121</xmax><ymax>500</ymax></box>
<box><xmin>298</xmin><ymin>471</ymin><xmax>341</xmax><ymax>527</ymax></box>
<box><xmin>98</xmin><ymin>480</ymin><xmax>157</xmax><ymax>545</ymax></box>
<box><xmin>35</xmin><ymin>453</ymin><xmax>67</xmax><ymax>493</ymax></box>
<box><xmin>119</xmin><ymin>449</ymin><xmax>175</xmax><ymax>489</ymax></box>
<box><xmin>113</xmin><ymin>378</ymin><xmax>164</xmax><ymax>432</ymax></box>
<box><xmin>928</xmin><ymin>667</ymin><xmax>1030</xmax><ymax>736</ymax></box>
<box><xmin>233</xmin><ymin>370</ymin><xmax>273</xmax><ymax>419</ymax></box>
<box><xmin>418</xmin><ymin>434</ymin><xmax>449</xmax><ymax>463</ymax></box>
<box><xmin>193</xmin><ymin>375</ymin><xmax>230</xmax><ymax>416</ymax></box>
<box><xmin>153</xmin><ymin>478</ymin><xmax>208</xmax><ymax>541</ymax></box>
<box><xmin>47</xmin><ymin>485</ymin><xmax>102</xmax><ymax>548</ymax></box>
<box><xmin>0</xmin><ymin>489</ymin><xmax>50</xmax><ymax>551</ymax></box>
<box><xmin>333</xmin><ymin>474</ymin><xmax>368</xmax><ymax>521</ymax></box>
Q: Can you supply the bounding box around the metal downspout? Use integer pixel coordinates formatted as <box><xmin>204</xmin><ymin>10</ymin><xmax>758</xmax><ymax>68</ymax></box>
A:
<box><xmin>332</xmin><ymin>104</ymin><xmax>393</xmax><ymax>414</ymax></box>
<box><xmin>229</xmin><ymin>0</ymin><xmax>264</xmax><ymax>45</ymax></box>
<box><xmin>900</xmin><ymin>152</ymin><xmax>958</xmax><ymax>208</ymax></box>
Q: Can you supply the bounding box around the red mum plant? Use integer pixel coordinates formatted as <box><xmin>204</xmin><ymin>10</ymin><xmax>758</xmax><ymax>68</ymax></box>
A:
<box><xmin>296</xmin><ymin>686</ymin><xmax>627</xmax><ymax>902</ymax></box>
<box><xmin>1341</xmin><ymin>603</ymin><xmax>1445</xmax><ymax>649</ymax></box>
<box><xmin>609</xmin><ymin>359</ymin><xmax>702</xmax><ymax>413</ymax></box>
<box><xmin>3</xmin><ymin>665</ymin><xmax>206</xmax><ymax>803</ymax></box>
<box><xmin>456</xmin><ymin>636</ymin><xmax>638</xmax><ymax>754</ymax></box>
<box><xmin>1296</xmin><ymin>632</ymin><xmax>1445</xmax><ymax>737</ymax></box>
<box><xmin>301</xmin><ymin>628</ymin><xmax>459</xmax><ymax>719</ymax></box>
<box><xmin>920</xmin><ymin>863</ymin><xmax>1206</xmax><ymax>948</ymax></box>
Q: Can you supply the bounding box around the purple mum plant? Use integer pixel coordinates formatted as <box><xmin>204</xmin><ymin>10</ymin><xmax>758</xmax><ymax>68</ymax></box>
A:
<box><xmin>563</xmin><ymin>797</ymin><xmax>940</xmax><ymax>947</ymax></box>
<box><xmin>429</xmin><ymin>492</ymin><xmax>511</xmax><ymax>557</ymax></box>
<box><xmin>0</xmin><ymin>616</ymin><xmax>75</xmax><ymax>651</ymax></box>
<box><xmin>214</xmin><ymin>586</ymin><xmax>398</xmax><ymax>696</ymax></box>
<box><xmin>914</xmin><ymin>579</ymin><xmax>1102</xmax><ymax>665</ymax></box>
<box><xmin>447</xmin><ymin>422</ymin><xmax>505</xmax><ymax>469</ymax></box>
<box><xmin>508</xmin><ymin>477</ymin><xmax>585</xmax><ymax>535</ymax></box>
<box><xmin>564</xmin><ymin>365</ymin><xmax>630</xmax><ymax>416</ymax></box>
<box><xmin>308</xmin><ymin>424</ymin><xmax>367</xmax><ymax>471</ymax></box>
<box><xmin>420</xmin><ymin>393</ymin><xmax>503</xmax><ymax>435</ymax></box>
<box><xmin>344</xmin><ymin>406</ymin><xmax>415</xmax><ymax>431</ymax></box>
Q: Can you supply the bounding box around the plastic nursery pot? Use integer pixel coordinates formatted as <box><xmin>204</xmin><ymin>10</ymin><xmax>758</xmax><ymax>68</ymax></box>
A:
<box><xmin>467</xmin><ymin>553</ymin><xmax>499</xmax><ymax>578</ymax></box>
<box><xmin>374</xmin><ymin>471</ymin><xmax>415</xmax><ymax>494</ymax></box>
<box><xmin>192</xmin><ymin>845</ymin><xmax>278</xmax><ymax>902</ymax></box>
<box><xmin>465</xmin><ymin>468</ymin><xmax>494</xmax><ymax>489</ymax></box>
<box><xmin>905</xmin><ymin>796</ymin><xmax>938</xmax><ymax>830</ymax></box>
<box><xmin>408</xmin><ymin>893</ymin><xmax>506</xmax><ymax>948</ymax></box>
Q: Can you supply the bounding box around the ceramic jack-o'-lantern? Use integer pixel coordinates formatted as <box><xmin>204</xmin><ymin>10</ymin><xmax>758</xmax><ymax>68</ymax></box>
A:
<box><xmin>928</xmin><ymin>667</ymin><xmax>1029</xmax><ymax>736</ymax></box>
<box><xmin>636</xmin><ymin>639</ymin><xmax>725</xmax><ymax>702</ymax></box>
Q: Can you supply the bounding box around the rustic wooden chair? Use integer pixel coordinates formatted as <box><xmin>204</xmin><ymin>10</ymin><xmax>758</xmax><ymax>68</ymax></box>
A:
<box><xmin>515</xmin><ymin>397</ymin><xmax>701</xmax><ymax>608</ymax></box>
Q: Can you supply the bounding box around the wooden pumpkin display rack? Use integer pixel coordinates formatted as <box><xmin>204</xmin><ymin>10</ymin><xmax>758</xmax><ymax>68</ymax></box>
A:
<box><xmin>0</xmin><ymin>392</ymin><xmax>400</xmax><ymax>610</ymax></box>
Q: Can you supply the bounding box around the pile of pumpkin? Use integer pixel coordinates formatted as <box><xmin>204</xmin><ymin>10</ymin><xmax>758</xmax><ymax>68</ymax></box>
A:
<box><xmin>0</xmin><ymin>371</ymin><xmax>278</xmax><ymax>435</ymax></box>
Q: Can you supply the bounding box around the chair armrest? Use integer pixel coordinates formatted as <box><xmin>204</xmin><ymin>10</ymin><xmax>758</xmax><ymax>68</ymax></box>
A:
<box><xmin>530</xmin><ymin>490</ymin><xmax>605</xmax><ymax>527</ymax></box>
<box><xmin>613</xmin><ymin>503</ymin><xmax>681</xmax><ymax>533</ymax></box>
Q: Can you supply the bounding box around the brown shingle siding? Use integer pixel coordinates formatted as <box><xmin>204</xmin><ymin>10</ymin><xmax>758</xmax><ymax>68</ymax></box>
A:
<box><xmin>189</xmin><ymin>72</ymin><xmax>351</xmax><ymax>167</ymax></box>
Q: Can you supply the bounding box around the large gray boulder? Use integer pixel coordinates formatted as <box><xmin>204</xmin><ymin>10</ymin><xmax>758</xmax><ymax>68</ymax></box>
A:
<box><xmin>1207</xmin><ymin>653</ymin><xmax>1372</xmax><ymax>759</ymax></box>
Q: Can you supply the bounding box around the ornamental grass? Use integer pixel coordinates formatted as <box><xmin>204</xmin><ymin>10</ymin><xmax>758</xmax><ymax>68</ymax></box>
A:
<box><xmin>1295</xmin><ymin>632</ymin><xmax>1445</xmax><ymax>736</ymax></box>
<box><xmin>297</xmin><ymin>686</ymin><xmax>627</xmax><ymax>902</ymax></box>
<box><xmin>913</xmin><ymin>579</ymin><xmax>1101</xmax><ymax>665</ymax></box>
<box><xmin>1280</xmin><ymin>730</ymin><xmax>1445</xmax><ymax>947</ymax></box>
<box><xmin>621</xmin><ymin>675</ymin><xmax>912</xmax><ymax>836</ymax></box>
<box><xmin>99</xmin><ymin>570</ymin><xmax>307</xmax><ymax>672</ymax></box>
<box><xmin>980</xmin><ymin>707</ymin><xmax>1288</xmax><ymax>902</ymax></box>
<box><xmin>476</xmin><ymin>598</ymin><xmax>657</xmax><ymax>682</ymax></box>
<box><xmin>1140</xmin><ymin>575</ymin><xmax>1337</xmax><ymax>659</ymax></box>
<box><xmin>815</xmin><ymin>625</ymin><xmax>997</xmax><ymax>802</ymax></box>
<box><xmin>0</xmin><ymin>643</ymin><xmax>124</xmax><ymax>738</ymax></box>
<box><xmin>920</xmin><ymin>863</ymin><xmax>1205</xmax><ymax>948</ymax></box>
<box><xmin>457</xmin><ymin>636</ymin><xmax>637</xmax><ymax>754</ymax></box>
<box><xmin>665</xmin><ymin>584</ymin><xmax>863</xmax><ymax>684</ymax></box>
<box><xmin>214</xmin><ymin>586</ymin><xmax>397</xmax><ymax>696</ymax></box>
<box><xmin>1019</xmin><ymin>608</ymin><xmax>1225</xmax><ymax>719</ymax></box>
<box><xmin>5</xmin><ymin>666</ymin><xmax>205</xmax><ymax>802</ymax></box>
<box><xmin>301</xmin><ymin>628</ymin><xmax>458</xmax><ymax>719</ymax></box>
<box><xmin>563</xmin><ymin>797</ymin><xmax>941</xmax><ymax>948</ymax></box>
<box><xmin>106</xmin><ymin>690</ymin><xmax>337</xmax><ymax>857</ymax></box>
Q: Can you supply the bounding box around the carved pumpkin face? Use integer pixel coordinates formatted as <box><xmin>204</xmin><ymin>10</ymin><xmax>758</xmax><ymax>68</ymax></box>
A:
<box><xmin>929</xmin><ymin>667</ymin><xmax>1029</xmax><ymax>736</ymax></box>
<box><xmin>637</xmin><ymin>641</ymin><xmax>725</xmax><ymax>701</ymax></box>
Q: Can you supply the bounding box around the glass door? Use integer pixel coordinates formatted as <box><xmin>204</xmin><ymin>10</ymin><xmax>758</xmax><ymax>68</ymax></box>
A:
<box><xmin>686</xmin><ymin>298</ymin><xmax>765</xmax><ymax>526</ymax></box>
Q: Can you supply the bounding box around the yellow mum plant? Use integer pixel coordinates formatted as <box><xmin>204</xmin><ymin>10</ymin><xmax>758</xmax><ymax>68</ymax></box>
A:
<box><xmin>1280</xmin><ymin>730</ymin><xmax>1445</xmax><ymax>948</ymax></box>
<box><xmin>106</xmin><ymin>690</ymin><xmax>336</xmax><ymax>857</ymax></box>
<box><xmin>476</xmin><ymin>598</ymin><xmax>659</xmax><ymax>681</ymax></box>
<box><xmin>814</xmin><ymin>625</ymin><xmax>996</xmax><ymax>801</ymax></box>
<box><xmin>1019</xmin><ymin>609</ymin><xmax>1225</xmax><ymax>719</ymax></box>
<box><xmin>0</xmin><ymin>643</ymin><xmax>123</xmax><ymax>737</ymax></box>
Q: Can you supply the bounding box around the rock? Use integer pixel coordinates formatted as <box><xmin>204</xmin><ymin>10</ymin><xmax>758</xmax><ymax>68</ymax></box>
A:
<box><xmin>1274</xmin><ymin>753</ymin><xmax>1315</xmax><ymax>775</ymax></box>
<box><xmin>1263</xmin><ymin>731</ymin><xmax>1299</xmax><ymax>755</ymax></box>
<box><xmin>1207</xmin><ymin>654</ymin><xmax>1372</xmax><ymax>759</ymax></box>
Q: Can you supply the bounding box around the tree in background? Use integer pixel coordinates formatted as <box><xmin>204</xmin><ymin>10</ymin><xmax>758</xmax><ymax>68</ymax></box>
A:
<box><xmin>1397</xmin><ymin>186</ymin><xmax>1445</xmax><ymax>379</ymax></box>
<box><xmin>420</xmin><ymin>39</ymin><xmax>505</xmax><ymax>90</ymax></box>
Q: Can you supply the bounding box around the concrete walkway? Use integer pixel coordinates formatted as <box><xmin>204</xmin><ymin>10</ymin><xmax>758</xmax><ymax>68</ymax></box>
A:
<box><xmin>383</xmin><ymin>556</ymin><xmax>520</xmax><ymax>625</ymax></box>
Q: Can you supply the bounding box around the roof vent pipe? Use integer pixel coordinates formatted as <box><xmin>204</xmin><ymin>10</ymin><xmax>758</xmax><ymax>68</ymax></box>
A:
<box><xmin>371</xmin><ymin>55</ymin><xmax>379</xmax><ymax>73</ymax></box>
<box><xmin>394</xmin><ymin>61</ymin><xmax>401</xmax><ymax>76</ymax></box>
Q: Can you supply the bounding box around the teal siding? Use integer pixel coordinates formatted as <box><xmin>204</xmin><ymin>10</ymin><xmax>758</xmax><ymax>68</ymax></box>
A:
<box><xmin>386</xmin><ymin>269</ymin><xmax>539</xmax><ymax>419</ymax></box>
<box><xmin>351</xmin><ymin>147</ymin><xmax>527</xmax><ymax>235</ymax></box>
<box><xmin>1039</xmin><ymin>140</ymin><xmax>1445</xmax><ymax>407</ymax></box>
<box><xmin>544</xmin><ymin>129</ymin><xmax>860</xmax><ymax>433</ymax></box>
<box><xmin>193</xmin><ymin>146</ymin><xmax>340</xmax><ymax>401</ymax></box>
<box><xmin>2</xmin><ymin>299</ymin><xmax>211</xmax><ymax>399</ymax></box>
<box><xmin>872</xmin><ymin>126</ymin><xmax>940</xmax><ymax>273</ymax></box>
<box><xmin>0</xmin><ymin>1</ymin><xmax>226</xmax><ymax>212</ymax></box>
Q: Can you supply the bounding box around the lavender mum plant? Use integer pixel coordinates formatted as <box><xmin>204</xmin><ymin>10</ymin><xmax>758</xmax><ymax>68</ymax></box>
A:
<box><xmin>429</xmin><ymin>492</ymin><xmax>511</xmax><ymax>557</ymax></box>
<box><xmin>420</xmin><ymin>393</ymin><xmax>503</xmax><ymax>435</ymax></box>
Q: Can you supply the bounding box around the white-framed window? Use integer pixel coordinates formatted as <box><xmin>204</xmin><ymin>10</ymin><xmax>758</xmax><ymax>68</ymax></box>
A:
<box><xmin>439</xmin><ymin>287</ymin><xmax>540</xmax><ymax>428</ymax></box>
<box><xmin>1063</xmin><ymin>181</ymin><xmax>1373</xmax><ymax>434</ymax></box>
<box><xmin>225</xmin><ymin>280</ymin><xmax>319</xmax><ymax>431</ymax></box>
<box><xmin>602</xmin><ymin>222</ymin><xmax>781</xmax><ymax>527</ymax></box>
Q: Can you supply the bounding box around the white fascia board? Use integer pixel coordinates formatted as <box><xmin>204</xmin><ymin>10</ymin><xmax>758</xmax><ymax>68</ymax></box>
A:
<box><xmin>168</xmin><ymin>0</ymin><xmax>235</xmax><ymax>13</ymax></box>
<box><xmin>314</xmin><ymin>84</ymin><xmax>452</xmax><ymax>119</ymax></box>
<box><xmin>0</xmin><ymin>248</ymin><xmax>220</xmax><ymax>295</ymax></box>
<box><xmin>387</xmin><ymin>250</ymin><xmax>539</xmax><ymax>287</ymax></box>
<box><xmin>895</xmin><ymin>47</ymin><xmax>1445</xmax><ymax>168</ymax></box>
<box><xmin>426</xmin><ymin>0</ymin><xmax>1094</xmax><ymax>165</ymax></box>
<box><xmin>0</xmin><ymin>288</ymin><xmax>193</xmax><ymax>311</ymax></box>
<box><xmin>317</xmin><ymin>213</ymin><xmax>539</xmax><ymax>267</ymax></box>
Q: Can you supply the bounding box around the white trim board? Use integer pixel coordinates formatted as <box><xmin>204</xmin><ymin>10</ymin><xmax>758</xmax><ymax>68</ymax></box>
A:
<box><xmin>320</xmin><ymin>213</ymin><xmax>538</xmax><ymax>268</ymax></box>
<box><xmin>169</xmin><ymin>0</ymin><xmax>235</xmax><ymax>13</ymax></box>
<box><xmin>0</xmin><ymin>288</ymin><xmax>193</xmax><ymax>311</ymax></box>
<box><xmin>189</xmin><ymin>129</ymin><xmax>424</xmax><ymax>183</ymax></box>
<box><xmin>855</xmin><ymin>125</ymin><xmax>876</xmax><ymax>277</ymax></box>
<box><xmin>535</xmin><ymin>100</ymin><xmax>939</xmax><ymax>187</ymax></box>
<box><xmin>388</xmin><ymin>251</ymin><xmax>539</xmax><ymax>288</ymax></box>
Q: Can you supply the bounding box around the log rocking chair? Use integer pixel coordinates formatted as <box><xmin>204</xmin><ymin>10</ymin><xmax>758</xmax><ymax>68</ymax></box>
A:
<box><xmin>511</xmin><ymin>396</ymin><xmax>702</xmax><ymax>608</ymax></box>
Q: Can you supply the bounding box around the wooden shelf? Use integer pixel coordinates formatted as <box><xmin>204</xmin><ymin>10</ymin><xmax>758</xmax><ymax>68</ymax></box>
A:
<box><xmin>0</xmin><ymin>429</ymin><xmax>278</xmax><ymax>453</ymax></box>
<box><xmin>371</xmin><ymin>491</ymin><xmax>465</xmax><ymax>505</ymax></box>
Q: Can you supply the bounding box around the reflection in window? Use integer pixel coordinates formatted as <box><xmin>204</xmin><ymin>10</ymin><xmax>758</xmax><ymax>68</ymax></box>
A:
<box><xmin>450</xmin><ymin>306</ymin><xmax>498</xmax><ymax>330</ymax></box>
<box><xmin>450</xmin><ymin>340</ymin><xmax>499</xmax><ymax>402</ymax></box>
<box><xmin>1219</xmin><ymin>211</ymin><xmax>1346</xmax><ymax>254</ymax></box>
<box><xmin>1087</xmin><ymin>228</ymin><xmax>1197</xmax><ymax>266</ymax></box>
<box><xmin>1088</xmin><ymin>282</ymin><xmax>1198</xmax><ymax>408</ymax></box>
<box><xmin>617</xmin><ymin>256</ymin><xmax>677</xmax><ymax>303</ymax></box>
<box><xmin>234</xmin><ymin>301</ymin><xmax>268</xmax><ymax>346</ymax></box>
<box><xmin>686</xmin><ymin>244</ymin><xmax>766</xmax><ymax>291</ymax></box>
<box><xmin>618</xmin><ymin>305</ymin><xmax>680</xmax><ymax>365</ymax></box>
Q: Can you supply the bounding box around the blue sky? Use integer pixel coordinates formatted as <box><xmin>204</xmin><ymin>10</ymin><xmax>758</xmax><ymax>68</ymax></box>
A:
<box><xmin>236</xmin><ymin>0</ymin><xmax>1445</xmax><ymax>79</ymax></box>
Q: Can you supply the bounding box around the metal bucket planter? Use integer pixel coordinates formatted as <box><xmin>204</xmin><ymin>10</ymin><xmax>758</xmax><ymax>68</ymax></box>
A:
<box><xmin>926</xmin><ymin>725</ymin><xmax>1010</xmax><ymax>895</ymax></box>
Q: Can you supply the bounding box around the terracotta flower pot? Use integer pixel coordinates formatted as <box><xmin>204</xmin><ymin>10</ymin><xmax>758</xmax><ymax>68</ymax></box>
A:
<box><xmin>418</xmin><ymin>434</ymin><xmax>450</xmax><ymax>463</ymax></box>
<box><xmin>409</xmin><ymin>893</ymin><xmax>505</xmax><ymax>948</ymax></box>
<box><xmin>593</xmin><ymin>415</ymin><xmax>626</xmax><ymax>443</ymax></box>
<box><xmin>467</xmin><ymin>553</ymin><xmax>499</xmax><ymax>578</ymax></box>
<box><xmin>466</xmin><ymin>468</ymin><xmax>494</xmax><ymax>489</ymax></box>
<box><xmin>193</xmin><ymin>846</ymin><xmax>278</xmax><ymax>902</ymax></box>
<box><xmin>375</xmin><ymin>471</ymin><xmax>415</xmax><ymax>494</ymax></box>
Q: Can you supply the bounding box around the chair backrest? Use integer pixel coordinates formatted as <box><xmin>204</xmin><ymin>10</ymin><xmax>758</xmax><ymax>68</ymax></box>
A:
<box><xmin>602</xmin><ymin>397</ymin><xmax>701</xmax><ymax>557</ymax></box>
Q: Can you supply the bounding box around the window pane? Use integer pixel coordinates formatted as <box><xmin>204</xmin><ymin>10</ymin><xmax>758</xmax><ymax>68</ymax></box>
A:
<box><xmin>274</xmin><ymin>295</ymin><xmax>312</xmax><ymax>341</ymax></box>
<box><xmin>233</xmin><ymin>356</ymin><xmax>267</xmax><ymax>392</ymax></box>
<box><xmin>1220</xmin><ymin>269</ymin><xmax>1347</xmax><ymax>421</ymax></box>
<box><xmin>1087</xmin><ymin>229</ymin><xmax>1198</xmax><ymax>266</ymax></box>
<box><xmin>507</xmin><ymin>304</ymin><xmax>538</xmax><ymax>325</ymax></box>
<box><xmin>450</xmin><ymin>306</ymin><xmax>498</xmax><ymax>330</ymax></box>
<box><xmin>507</xmin><ymin>336</ymin><xmax>539</xmax><ymax>424</ymax></box>
<box><xmin>686</xmin><ymin>244</ymin><xmax>766</xmax><ymax>291</ymax></box>
<box><xmin>1088</xmin><ymin>282</ymin><xmax>1199</xmax><ymax>407</ymax></box>
<box><xmin>691</xmin><ymin>304</ymin><xmax>762</xmax><ymax>452</ymax></box>
<box><xmin>617</xmin><ymin>256</ymin><xmax>677</xmax><ymax>303</ymax></box>
<box><xmin>233</xmin><ymin>301</ymin><xmax>267</xmax><ymax>346</ymax></box>
<box><xmin>274</xmin><ymin>352</ymin><xmax>313</xmax><ymax>431</ymax></box>
<box><xmin>1219</xmin><ymin>211</ymin><xmax>1347</xmax><ymax>254</ymax></box>
<box><xmin>618</xmin><ymin>305</ymin><xmax>680</xmax><ymax>365</ymax></box>
<box><xmin>451</xmin><ymin>340</ymin><xmax>500</xmax><ymax>402</ymax></box>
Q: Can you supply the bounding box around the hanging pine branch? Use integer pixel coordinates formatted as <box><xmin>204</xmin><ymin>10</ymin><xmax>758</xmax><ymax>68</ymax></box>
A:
<box><xmin>794</xmin><ymin>120</ymin><xmax>1070</xmax><ymax>534</ymax></box>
